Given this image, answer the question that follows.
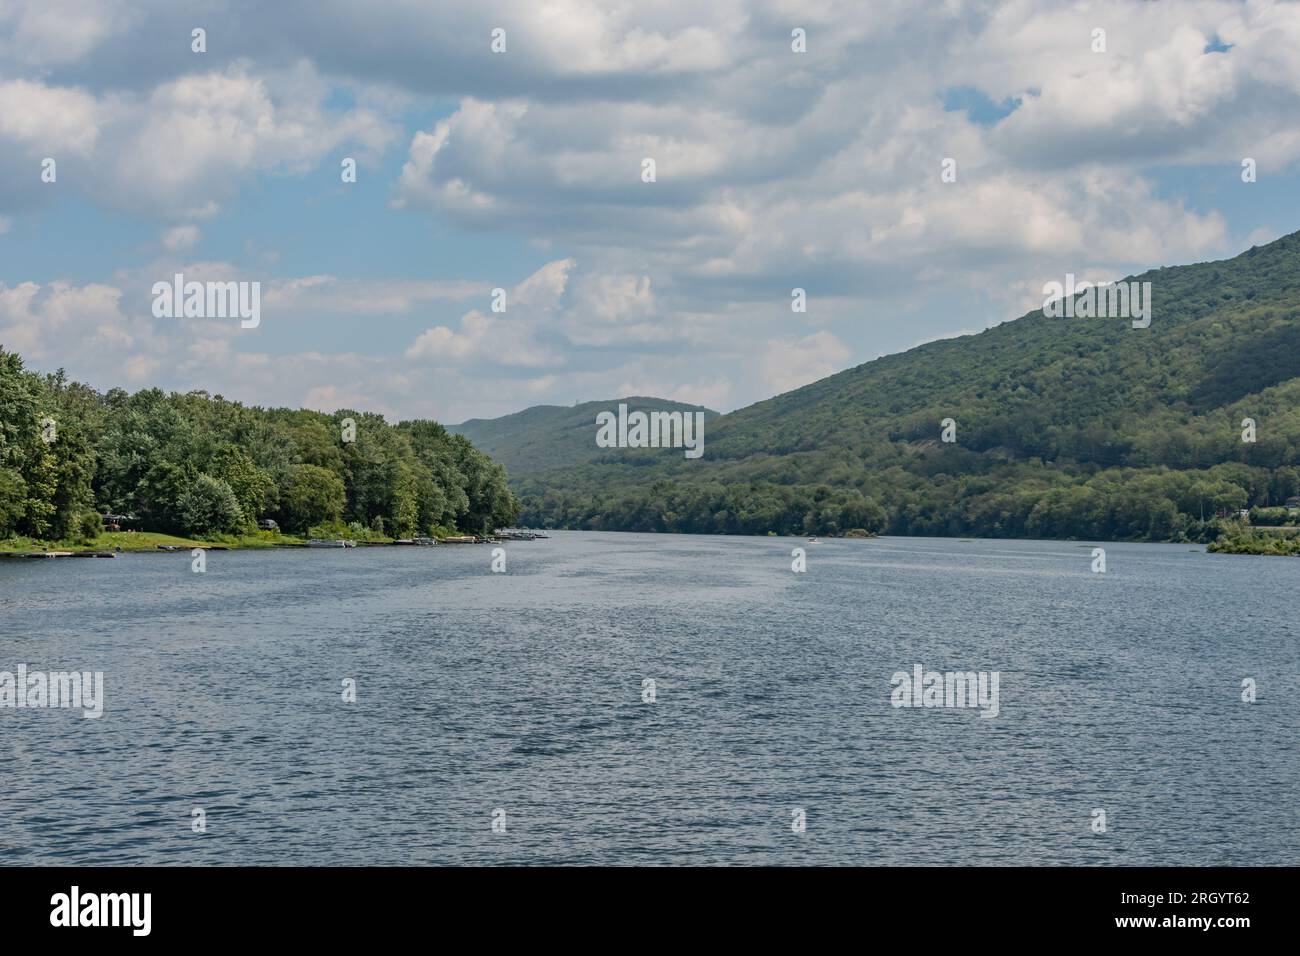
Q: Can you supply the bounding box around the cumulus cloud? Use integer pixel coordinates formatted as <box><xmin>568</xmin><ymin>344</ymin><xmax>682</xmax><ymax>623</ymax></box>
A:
<box><xmin>161</xmin><ymin>224</ymin><xmax>200</xmax><ymax>251</ymax></box>
<box><xmin>3</xmin><ymin>0</ymin><xmax>1299</xmax><ymax>418</ymax></box>
<box><xmin>0</xmin><ymin>62</ymin><xmax>401</xmax><ymax>219</ymax></box>
<box><xmin>404</xmin><ymin>260</ymin><xmax>572</xmax><ymax>367</ymax></box>
<box><xmin>758</xmin><ymin>331</ymin><xmax>852</xmax><ymax>396</ymax></box>
<box><xmin>0</xmin><ymin>280</ymin><xmax>129</xmax><ymax>364</ymax></box>
<box><xmin>0</xmin><ymin>79</ymin><xmax>100</xmax><ymax>155</ymax></box>
<box><xmin>0</xmin><ymin>0</ymin><xmax>134</xmax><ymax>68</ymax></box>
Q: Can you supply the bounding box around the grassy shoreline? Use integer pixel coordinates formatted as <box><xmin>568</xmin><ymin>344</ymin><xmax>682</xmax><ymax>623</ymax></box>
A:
<box><xmin>5</xmin><ymin>526</ymin><xmax>1298</xmax><ymax>556</ymax></box>
<box><xmin>0</xmin><ymin>530</ymin><xmax>314</xmax><ymax>554</ymax></box>
<box><xmin>0</xmin><ymin>528</ymin><xmax>503</xmax><ymax>554</ymax></box>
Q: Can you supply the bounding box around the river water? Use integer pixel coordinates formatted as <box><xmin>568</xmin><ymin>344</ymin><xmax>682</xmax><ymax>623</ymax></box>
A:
<box><xmin>1</xmin><ymin>533</ymin><xmax>1296</xmax><ymax>865</ymax></box>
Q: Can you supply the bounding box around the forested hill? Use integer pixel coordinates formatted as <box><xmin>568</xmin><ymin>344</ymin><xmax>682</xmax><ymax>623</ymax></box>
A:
<box><xmin>0</xmin><ymin>350</ymin><xmax>519</xmax><ymax>543</ymax></box>
<box><xmin>516</xmin><ymin>231</ymin><xmax>1300</xmax><ymax>540</ymax></box>
<box><xmin>450</xmin><ymin>397</ymin><xmax>718</xmax><ymax>476</ymax></box>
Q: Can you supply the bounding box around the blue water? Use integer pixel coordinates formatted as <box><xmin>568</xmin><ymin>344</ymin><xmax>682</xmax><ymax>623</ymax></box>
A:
<box><xmin>1</xmin><ymin>533</ymin><xmax>1296</xmax><ymax>865</ymax></box>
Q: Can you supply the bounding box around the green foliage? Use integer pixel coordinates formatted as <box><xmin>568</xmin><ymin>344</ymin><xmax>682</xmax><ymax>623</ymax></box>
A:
<box><xmin>77</xmin><ymin>509</ymin><xmax>103</xmax><ymax>542</ymax></box>
<box><xmin>0</xmin><ymin>467</ymin><xmax>26</xmax><ymax>532</ymax></box>
<box><xmin>135</xmin><ymin>461</ymin><xmax>192</xmax><ymax>533</ymax></box>
<box><xmin>1249</xmin><ymin>506</ymin><xmax>1297</xmax><ymax>526</ymax></box>
<box><xmin>0</xmin><ymin>355</ymin><xmax>91</xmax><ymax>539</ymax></box>
<box><xmin>281</xmin><ymin>464</ymin><xmax>346</xmax><ymax>533</ymax></box>
<box><xmin>212</xmin><ymin>447</ymin><xmax>275</xmax><ymax>523</ymax></box>
<box><xmin>0</xmin><ymin>346</ymin><xmax>519</xmax><ymax>545</ymax></box>
<box><xmin>305</xmin><ymin>519</ymin><xmax>390</xmax><ymax>542</ymax></box>
<box><xmin>177</xmin><ymin>474</ymin><xmax>245</xmax><ymax>536</ymax></box>
<box><xmin>1208</xmin><ymin>528</ymin><xmax>1300</xmax><ymax>555</ymax></box>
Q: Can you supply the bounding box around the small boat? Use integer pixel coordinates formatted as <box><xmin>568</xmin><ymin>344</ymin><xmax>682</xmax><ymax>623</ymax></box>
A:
<box><xmin>808</xmin><ymin>537</ymin><xmax>820</xmax><ymax>544</ymax></box>
<box><xmin>307</xmin><ymin>539</ymin><xmax>356</xmax><ymax>548</ymax></box>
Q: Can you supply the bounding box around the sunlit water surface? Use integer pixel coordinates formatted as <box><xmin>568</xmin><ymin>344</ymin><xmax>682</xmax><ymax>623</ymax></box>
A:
<box><xmin>1</xmin><ymin>532</ymin><xmax>1296</xmax><ymax>865</ymax></box>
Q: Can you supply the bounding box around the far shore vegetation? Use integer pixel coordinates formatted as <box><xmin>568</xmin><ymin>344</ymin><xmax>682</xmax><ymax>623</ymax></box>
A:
<box><xmin>1207</xmin><ymin>523</ymin><xmax>1300</xmax><ymax>555</ymax></box>
<box><xmin>1</xmin><ymin>346</ymin><xmax>518</xmax><ymax>553</ymax></box>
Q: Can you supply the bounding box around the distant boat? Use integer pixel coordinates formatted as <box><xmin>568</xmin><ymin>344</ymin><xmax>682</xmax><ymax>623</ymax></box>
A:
<box><xmin>307</xmin><ymin>539</ymin><xmax>356</xmax><ymax>548</ymax></box>
<box><xmin>808</xmin><ymin>537</ymin><xmax>820</xmax><ymax>544</ymax></box>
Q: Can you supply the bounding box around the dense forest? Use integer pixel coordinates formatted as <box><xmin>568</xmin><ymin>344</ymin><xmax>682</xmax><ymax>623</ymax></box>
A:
<box><xmin>509</xmin><ymin>232</ymin><xmax>1300</xmax><ymax>542</ymax></box>
<box><xmin>0</xmin><ymin>347</ymin><xmax>518</xmax><ymax>543</ymax></box>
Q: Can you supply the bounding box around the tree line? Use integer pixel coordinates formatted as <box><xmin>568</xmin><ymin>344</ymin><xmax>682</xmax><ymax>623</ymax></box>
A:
<box><xmin>0</xmin><ymin>347</ymin><xmax>519</xmax><ymax>542</ymax></box>
<box><xmin>517</xmin><ymin>459</ymin><xmax>1300</xmax><ymax>541</ymax></box>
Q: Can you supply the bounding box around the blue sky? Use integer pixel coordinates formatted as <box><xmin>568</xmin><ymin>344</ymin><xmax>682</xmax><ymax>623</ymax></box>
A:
<box><xmin>2</xmin><ymin>1</ymin><xmax>1300</xmax><ymax>423</ymax></box>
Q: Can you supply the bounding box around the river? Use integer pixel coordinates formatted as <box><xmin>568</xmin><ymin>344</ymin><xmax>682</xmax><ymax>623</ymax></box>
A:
<box><xmin>1</xmin><ymin>533</ymin><xmax>1295</xmax><ymax>864</ymax></box>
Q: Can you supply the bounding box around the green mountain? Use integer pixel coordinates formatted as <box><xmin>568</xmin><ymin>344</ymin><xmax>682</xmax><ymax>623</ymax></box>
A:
<box><xmin>449</xmin><ymin>397</ymin><xmax>719</xmax><ymax>476</ymax></box>
<box><xmin>515</xmin><ymin>231</ymin><xmax>1300</xmax><ymax>540</ymax></box>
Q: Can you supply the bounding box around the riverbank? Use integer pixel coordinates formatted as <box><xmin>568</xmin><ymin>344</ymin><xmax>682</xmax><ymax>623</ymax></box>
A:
<box><xmin>8</xmin><ymin>525</ymin><xmax>1295</xmax><ymax>557</ymax></box>
<box><xmin>1207</xmin><ymin>528</ymin><xmax>1300</xmax><ymax>556</ymax></box>
<box><xmin>0</xmin><ymin>529</ymin><xmax>519</xmax><ymax>556</ymax></box>
<box><xmin>0</xmin><ymin>530</ymin><xmax>297</xmax><ymax>555</ymax></box>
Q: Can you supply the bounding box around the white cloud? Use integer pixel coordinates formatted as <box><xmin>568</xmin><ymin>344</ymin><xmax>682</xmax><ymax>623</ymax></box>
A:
<box><xmin>0</xmin><ymin>0</ymin><xmax>133</xmax><ymax>68</ymax></box>
<box><xmin>403</xmin><ymin>259</ymin><xmax>579</xmax><ymax>368</ymax></box>
<box><xmin>614</xmin><ymin>377</ymin><xmax>732</xmax><ymax>410</ymax></box>
<box><xmin>0</xmin><ymin>280</ymin><xmax>128</xmax><ymax>361</ymax></box>
<box><xmin>758</xmin><ymin>331</ymin><xmax>851</xmax><ymax>397</ymax></box>
<box><xmin>0</xmin><ymin>63</ymin><xmax>401</xmax><ymax>219</ymax></box>
<box><xmin>161</xmin><ymin>224</ymin><xmax>200</xmax><ymax>251</ymax></box>
<box><xmin>102</xmin><ymin>63</ymin><xmax>400</xmax><ymax>216</ymax></box>
<box><xmin>511</xmin><ymin>258</ymin><xmax>574</xmax><ymax>309</ymax></box>
<box><xmin>405</xmin><ymin>309</ymin><xmax>559</xmax><ymax>368</ymax></box>
<box><xmin>4</xmin><ymin>0</ymin><xmax>1300</xmax><ymax>419</ymax></box>
<box><xmin>0</xmin><ymin>79</ymin><xmax>100</xmax><ymax>155</ymax></box>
